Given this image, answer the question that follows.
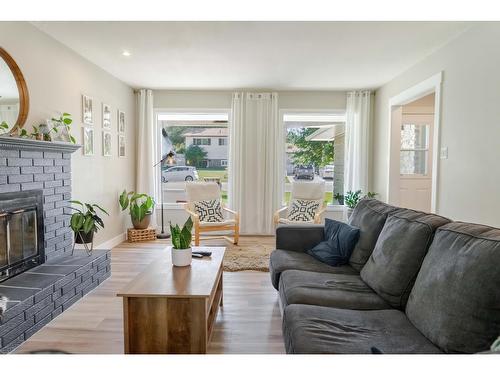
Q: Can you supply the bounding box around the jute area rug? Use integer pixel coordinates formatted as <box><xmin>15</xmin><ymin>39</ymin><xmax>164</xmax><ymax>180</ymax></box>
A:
<box><xmin>222</xmin><ymin>241</ymin><xmax>274</xmax><ymax>272</ymax></box>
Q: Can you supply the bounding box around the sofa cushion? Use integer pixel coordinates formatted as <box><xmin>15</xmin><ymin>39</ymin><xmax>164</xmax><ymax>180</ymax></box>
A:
<box><xmin>269</xmin><ymin>249</ymin><xmax>358</xmax><ymax>290</ymax></box>
<box><xmin>347</xmin><ymin>198</ymin><xmax>400</xmax><ymax>271</ymax></box>
<box><xmin>306</xmin><ymin>219</ymin><xmax>360</xmax><ymax>266</ymax></box>
<box><xmin>406</xmin><ymin>222</ymin><xmax>500</xmax><ymax>353</ymax></box>
<box><xmin>360</xmin><ymin>209</ymin><xmax>450</xmax><ymax>309</ymax></box>
<box><xmin>279</xmin><ymin>270</ymin><xmax>390</xmax><ymax>310</ymax></box>
<box><xmin>283</xmin><ymin>304</ymin><xmax>442</xmax><ymax>354</ymax></box>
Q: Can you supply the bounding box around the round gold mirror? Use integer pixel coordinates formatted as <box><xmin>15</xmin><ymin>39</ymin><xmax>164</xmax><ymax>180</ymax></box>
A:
<box><xmin>0</xmin><ymin>47</ymin><xmax>29</xmax><ymax>134</ymax></box>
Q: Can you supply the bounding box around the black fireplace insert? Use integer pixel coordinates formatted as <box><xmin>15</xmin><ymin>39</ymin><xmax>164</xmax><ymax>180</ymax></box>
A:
<box><xmin>0</xmin><ymin>190</ymin><xmax>45</xmax><ymax>282</ymax></box>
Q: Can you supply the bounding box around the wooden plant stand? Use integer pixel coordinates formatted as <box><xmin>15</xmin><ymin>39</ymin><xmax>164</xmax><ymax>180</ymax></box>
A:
<box><xmin>127</xmin><ymin>228</ymin><xmax>156</xmax><ymax>243</ymax></box>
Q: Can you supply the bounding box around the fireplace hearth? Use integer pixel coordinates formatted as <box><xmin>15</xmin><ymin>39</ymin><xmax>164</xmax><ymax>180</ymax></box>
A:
<box><xmin>0</xmin><ymin>190</ymin><xmax>45</xmax><ymax>282</ymax></box>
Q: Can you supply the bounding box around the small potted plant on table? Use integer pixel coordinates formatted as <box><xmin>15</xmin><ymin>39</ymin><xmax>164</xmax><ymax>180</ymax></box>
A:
<box><xmin>119</xmin><ymin>190</ymin><xmax>155</xmax><ymax>229</ymax></box>
<box><xmin>170</xmin><ymin>217</ymin><xmax>193</xmax><ymax>267</ymax></box>
<box><xmin>69</xmin><ymin>200</ymin><xmax>109</xmax><ymax>255</ymax></box>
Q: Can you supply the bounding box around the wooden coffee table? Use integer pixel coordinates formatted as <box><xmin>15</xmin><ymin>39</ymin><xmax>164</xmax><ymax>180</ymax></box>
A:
<box><xmin>117</xmin><ymin>246</ymin><xmax>225</xmax><ymax>354</ymax></box>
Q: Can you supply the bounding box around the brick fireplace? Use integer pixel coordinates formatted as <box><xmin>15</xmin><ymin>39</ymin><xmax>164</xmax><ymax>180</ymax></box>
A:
<box><xmin>0</xmin><ymin>137</ymin><xmax>110</xmax><ymax>353</ymax></box>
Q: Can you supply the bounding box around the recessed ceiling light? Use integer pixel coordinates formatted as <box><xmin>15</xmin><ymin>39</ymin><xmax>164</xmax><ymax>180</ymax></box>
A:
<box><xmin>122</xmin><ymin>50</ymin><xmax>131</xmax><ymax>57</ymax></box>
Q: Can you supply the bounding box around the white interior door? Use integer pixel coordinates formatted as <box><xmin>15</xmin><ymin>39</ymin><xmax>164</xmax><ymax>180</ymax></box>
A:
<box><xmin>399</xmin><ymin>114</ymin><xmax>434</xmax><ymax>212</ymax></box>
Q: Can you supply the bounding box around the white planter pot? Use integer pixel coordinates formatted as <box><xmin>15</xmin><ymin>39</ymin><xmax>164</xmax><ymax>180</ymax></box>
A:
<box><xmin>171</xmin><ymin>247</ymin><xmax>192</xmax><ymax>267</ymax></box>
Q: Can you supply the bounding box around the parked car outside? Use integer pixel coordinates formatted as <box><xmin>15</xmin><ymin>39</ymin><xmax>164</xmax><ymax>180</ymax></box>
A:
<box><xmin>320</xmin><ymin>165</ymin><xmax>334</xmax><ymax>179</ymax></box>
<box><xmin>162</xmin><ymin>166</ymin><xmax>199</xmax><ymax>182</ymax></box>
<box><xmin>294</xmin><ymin>165</ymin><xmax>315</xmax><ymax>180</ymax></box>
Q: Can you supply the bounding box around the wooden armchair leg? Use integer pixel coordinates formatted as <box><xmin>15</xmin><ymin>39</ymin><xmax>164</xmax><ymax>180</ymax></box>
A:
<box><xmin>194</xmin><ymin>226</ymin><xmax>200</xmax><ymax>246</ymax></box>
<box><xmin>233</xmin><ymin>225</ymin><xmax>239</xmax><ymax>245</ymax></box>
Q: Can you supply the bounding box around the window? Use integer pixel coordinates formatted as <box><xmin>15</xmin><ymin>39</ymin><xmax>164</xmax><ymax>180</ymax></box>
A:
<box><xmin>283</xmin><ymin>112</ymin><xmax>346</xmax><ymax>206</ymax></box>
<box><xmin>193</xmin><ymin>138</ymin><xmax>211</xmax><ymax>146</ymax></box>
<box><xmin>400</xmin><ymin>123</ymin><xmax>429</xmax><ymax>175</ymax></box>
<box><xmin>156</xmin><ymin>111</ymin><xmax>230</xmax><ymax>205</ymax></box>
<box><xmin>218</xmin><ymin>138</ymin><xmax>228</xmax><ymax>146</ymax></box>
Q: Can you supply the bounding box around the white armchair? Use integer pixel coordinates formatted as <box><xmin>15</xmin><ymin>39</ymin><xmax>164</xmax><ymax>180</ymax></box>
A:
<box><xmin>184</xmin><ymin>182</ymin><xmax>239</xmax><ymax>246</ymax></box>
<box><xmin>274</xmin><ymin>180</ymin><xmax>326</xmax><ymax>225</ymax></box>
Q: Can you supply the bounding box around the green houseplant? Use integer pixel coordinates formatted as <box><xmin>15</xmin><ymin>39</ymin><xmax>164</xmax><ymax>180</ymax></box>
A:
<box><xmin>169</xmin><ymin>217</ymin><xmax>193</xmax><ymax>267</ymax></box>
<box><xmin>51</xmin><ymin>113</ymin><xmax>76</xmax><ymax>144</ymax></box>
<box><xmin>69</xmin><ymin>200</ymin><xmax>109</xmax><ymax>254</ymax></box>
<box><xmin>119</xmin><ymin>190</ymin><xmax>155</xmax><ymax>229</ymax></box>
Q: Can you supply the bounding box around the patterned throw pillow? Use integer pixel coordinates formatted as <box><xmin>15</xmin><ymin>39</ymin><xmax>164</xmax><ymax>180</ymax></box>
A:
<box><xmin>287</xmin><ymin>199</ymin><xmax>321</xmax><ymax>222</ymax></box>
<box><xmin>193</xmin><ymin>199</ymin><xmax>224</xmax><ymax>222</ymax></box>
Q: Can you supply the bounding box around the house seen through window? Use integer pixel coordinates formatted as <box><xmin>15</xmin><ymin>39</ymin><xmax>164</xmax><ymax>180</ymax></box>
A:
<box><xmin>157</xmin><ymin>112</ymin><xmax>230</xmax><ymax>204</ymax></box>
<box><xmin>283</xmin><ymin>112</ymin><xmax>346</xmax><ymax>206</ymax></box>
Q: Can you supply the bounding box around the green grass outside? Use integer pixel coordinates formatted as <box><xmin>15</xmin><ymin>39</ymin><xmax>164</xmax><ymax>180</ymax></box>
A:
<box><xmin>284</xmin><ymin>191</ymin><xmax>333</xmax><ymax>206</ymax></box>
<box><xmin>197</xmin><ymin>169</ymin><xmax>228</xmax><ymax>182</ymax></box>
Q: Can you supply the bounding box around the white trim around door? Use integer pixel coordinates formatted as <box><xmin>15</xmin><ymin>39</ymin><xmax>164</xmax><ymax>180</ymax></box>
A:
<box><xmin>386</xmin><ymin>72</ymin><xmax>443</xmax><ymax>213</ymax></box>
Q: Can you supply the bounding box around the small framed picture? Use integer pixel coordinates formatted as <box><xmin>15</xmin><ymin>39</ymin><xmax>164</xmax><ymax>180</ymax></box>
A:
<box><xmin>102</xmin><ymin>131</ymin><xmax>112</xmax><ymax>157</ymax></box>
<box><xmin>118</xmin><ymin>110</ymin><xmax>125</xmax><ymax>133</ymax></box>
<box><xmin>118</xmin><ymin>134</ymin><xmax>126</xmax><ymax>157</ymax></box>
<box><xmin>82</xmin><ymin>95</ymin><xmax>93</xmax><ymax>125</ymax></box>
<box><xmin>102</xmin><ymin>103</ymin><xmax>111</xmax><ymax>129</ymax></box>
<box><xmin>83</xmin><ymin>127</ymin><xmax>94</xmax><ymax>156</ymax></box>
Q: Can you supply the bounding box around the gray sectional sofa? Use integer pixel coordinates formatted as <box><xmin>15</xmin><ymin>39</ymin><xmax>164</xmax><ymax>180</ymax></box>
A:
<box><xmin>269</xmin><ymin>198</ymin><xmax>500</xmax><ymax>354</ymax></box>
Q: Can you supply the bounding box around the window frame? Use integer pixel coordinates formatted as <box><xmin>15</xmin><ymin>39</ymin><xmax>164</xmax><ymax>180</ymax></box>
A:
<box><xmin>153</xmin><ymin>108</ymin><xmax>231</xmax><ymax>210</ymax></box>
<box><xmin>280</xmin><ymin>108</ymin><xmax>347</xmax><ymax>211</ymax></box>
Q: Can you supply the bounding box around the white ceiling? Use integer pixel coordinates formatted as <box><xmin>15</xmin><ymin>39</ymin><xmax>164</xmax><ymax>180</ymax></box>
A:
<box><xmin>32</xmin><ymin>22</ymin><xmax>470</xmax><ymax>90</ymax></box>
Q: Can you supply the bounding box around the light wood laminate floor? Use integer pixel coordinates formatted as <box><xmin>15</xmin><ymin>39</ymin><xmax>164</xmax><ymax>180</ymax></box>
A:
<box><xmin>14</xmin><ymin>237</ymin><xmax>285</xmax><ymax>354</ymax></box>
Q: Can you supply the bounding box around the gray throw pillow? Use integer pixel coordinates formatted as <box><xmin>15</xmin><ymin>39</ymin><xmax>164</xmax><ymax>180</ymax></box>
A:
<box><xmin>360</xmin><ymin>210</ymin><xmax>450</xmax><ymax>309</ymax></box>
<box><xmin>347</xmin><ymin>198</ymin><xmax>400</xmax><ymax>271</ymax></box>
<box><xmin>406</xmin><ymin>222</ymin><xmax>500</xmax><ymax>353</ymax></box>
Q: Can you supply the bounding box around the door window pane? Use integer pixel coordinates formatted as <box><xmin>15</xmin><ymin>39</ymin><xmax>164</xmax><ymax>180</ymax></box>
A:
<box><xmin>400</xmin><ymin>123</ymin><xmax>429</xmax><ymax>175</ymax></box>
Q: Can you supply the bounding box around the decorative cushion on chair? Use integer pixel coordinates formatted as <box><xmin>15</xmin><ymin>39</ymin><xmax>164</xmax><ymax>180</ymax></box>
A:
<box><xmin>287</xmin><ymin>199</ymin><xmax>321</xmax><ymax>222</ymax></box>
<box><xmin>193</xmin><ymin>199</ymin><xmax>224</xmax><ymax>222</ymax></box>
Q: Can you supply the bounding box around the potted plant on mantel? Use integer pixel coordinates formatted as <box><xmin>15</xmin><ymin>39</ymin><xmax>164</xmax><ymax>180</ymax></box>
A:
<box><xmin>119</xmin><ymin>190</ymin><xmax>155</xmax><ymax>229</ymax></box>
<box><xmin>69</xmin><ymin>200</ymin><xmax>109</xmax><ymax>255</ymax></box>
<box><xmin>169</xmin><ymin>217</ymin><xmax>193</xmax><ymax>267</ymax></box>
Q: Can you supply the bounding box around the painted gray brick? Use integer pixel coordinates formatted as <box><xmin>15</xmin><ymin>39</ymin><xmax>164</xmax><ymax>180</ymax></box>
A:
<box><xmin>0</xmin><ymin>311</ymin><xmax>25</xmax><ymax>336</ymax></box>
<box><xmin>0</xmin><ymin>166</ymin><xmax>20</xmax><ymax>175</ymax></box>
<box><xmin>0</xmin><ymin>175</ymin><xmax>7</xmax><ymax>184</ymax></box>
<box><xmin>44</xmin><ymin>193</ymin><xmax>63</xmax><ymax>203</ymax></box>
<box><xmin>34</xmin><ymin>303</ymin><xmax>55</xmax><ymax>324</ymax></box>
<box><xmin>7</xmin><ymin>158</ymin><xmax>32</xmax><ymax>166</ymax></box>
<box><xmin>63</xmin><ymin>192</ymin><xmax>71</xmax><ymax>200</ymax></box>
<box><xmin>0</xmin><ymin>149</ymin><xmax>19</xmax><ymax>158</ymax></box>
<box><xmin>21</xmin><ymin>181</ymin><xmax>44</xmax><ymax>191</ymax></box>
<box><xmin>63</xmin><ymin>178</ymin><xmax>71</xmax><ymax>186</ymax></box>
<box><xmin>44</xmin><ymin>165</ymin><xmax>62</xmax><ymax>174</ymax></box>
<box><xmin>43</xmin><ymin>202</ymin><xmax>55</xmax><ymax>211</ymax></box>
<box><xmin>43</xmin><ymin>187</ymin><xmax>55</xmax><ymax>196</ymax></box>
<box><xmin>54</xmin><ymin>289</ymin><xmax>76</xmax><ymax>309</ymax></box>
<box><xmin>0</xmin><ymin>157</ymin><xmax>6</xmax><ymax>166</ymax></box>
<box><xmin>1</xmin><ymin>316</ymin><xmax>34</xmax><ymax>346</ymax></box>
<box><xmin>56</xmin><ymin>238</ymin><xmax>72</xmax><ymax>250</ymax></box>
<box><xmin>34</xmin><ymin>173</ymin><xmax>54</xmax><ymax>182</ymax></box>
<box><xmin>21</xmin><ymin>166</ymin><xmax>43</xmax><ymax>174</ymax></box>
<box><xmin>7</xmin><ymin>174</ymin><xmax>33</xmax><ymax>183</ymax></box>
<box><xmin>33</xmin><ymin>158</ymin><xmax>54</xmax><ymax>166</ymax></box>
<box><xmin>55</xmin><ymin>199</ymin><xmax>68</xmax><ymax>209</ymax></box>
<box><xmin>45</xmin><ymin>221</ymin><xmax>63</xmax><ymax>232</ymax></box>
<box><xmin>54</xmin><ymin>158</ymin><xmax>70</xmax><ymax>166</ymax></box>
<box><xmin>54</xmin><ymin>273</ymin><xmax>76</xmax><ymax>290</ymax></box>
<box><xmin>25</xmin><ymin>295</ymin><xmax>53</xmax><ymax>319</ymax></box>
<box><xmin>43</xmin><ymin>151</ymin><xmax>63</xmax><ymax>159</ymax></box>
<box><xmin>0</xmin><ymin>184</ymin><xmax>20</xmax><ymax>193</ymax></box>
<box><xmin>51</xmin><ymin>306</ymin><xmax>63</xmax><ymax>319</ymax></box>
<box><xmin>63</xmin><ymin>165</ymin><xmax>71</xmax><ymax>173</ymax></box>
<box><xmin>20</xmin><ymin>150</ymin><xmax>43</xmax><ymax>159</ymax></box>
<box><xmin>45</xmin><ymin>231</ymin><xmax>56</xmax><ymax>240</ymax></box>
<box><xmin>62</xmin><ymin>293</ymin><xmax>81</xmax><ymax>311</ymax></box>
<box><xmin>34</xmin><ymin>285</ymin><xmax>55</xmax><ymax>304</ymax></box>
<box><xmin>45</xmin><ymin>207</ymin><xmax>63</xmax><ymax>218</ymax></box>
<box><xmin>24</xmin><ymin>315</ymin><xmax>51</xmax><ymax>340</ymax></box>
<box><xmin>44</xmin><ymin>179</ymin><xmax>63</xmax><ymax>188</ymax></box>
<box><xmin>55</xmin><ymin>186</ymin><xmax>71</xmax><ymax>194</ymax></box>
<box><xmin>54</xmin><ymin>172</ymin><xmax>71</xmax><ymax>181</ymax></box>
<box><xmin>61</xmin><ymin>276</ymin><xmax>81</xmax><ymax>295</ymax></box>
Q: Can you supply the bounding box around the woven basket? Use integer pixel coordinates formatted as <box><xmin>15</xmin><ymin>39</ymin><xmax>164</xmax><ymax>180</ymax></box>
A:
<box><xmin>127</xmin><ymin>228</ymin><xmax>156</xmax><ymax>243</ymax></box>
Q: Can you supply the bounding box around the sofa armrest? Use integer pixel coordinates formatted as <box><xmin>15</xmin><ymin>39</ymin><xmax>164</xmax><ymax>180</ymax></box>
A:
<box><xmin>275</xmin><ymin>224</ymin><xmax>324</xmax><ymax>252</ymax></box>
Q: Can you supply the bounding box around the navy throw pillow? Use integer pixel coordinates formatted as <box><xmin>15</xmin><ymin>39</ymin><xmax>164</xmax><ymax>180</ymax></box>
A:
<box><xmin>307</xmin><ymin>218</ymin><xmax>360</xmax><ymax>266</ymax></box>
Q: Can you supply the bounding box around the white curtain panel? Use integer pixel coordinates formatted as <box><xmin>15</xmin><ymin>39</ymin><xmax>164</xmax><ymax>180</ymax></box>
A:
<box><xmin>135</xmin><ymin>89</ymin><xmax>157</xmax><ymax>227</ymax></box>
<box><xmin>344</xmin><ymin>90</ymin><xmax>372</xmax><ymax>194</ymax></box>
<box><xmin>229</xmin><ymin>92</ymin><xmax>283</xmax><ymax>234</ymax></box>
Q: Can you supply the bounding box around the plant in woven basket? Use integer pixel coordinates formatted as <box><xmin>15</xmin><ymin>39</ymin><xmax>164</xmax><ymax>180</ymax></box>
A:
<box><xmin>119</xmin><ymin>190</ymin><xmax>155</xmax><ymax>229</ymax></box>
<box><xmin>169</xmin><ymin>217</ymin><xmax>193</xmax><ymax>250</ymax></box>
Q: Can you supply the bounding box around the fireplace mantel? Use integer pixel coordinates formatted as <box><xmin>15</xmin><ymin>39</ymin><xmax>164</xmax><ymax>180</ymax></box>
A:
<box><xmin>0</xmin><ymin>136</ymin><xmax>81</xmax><ymax>153</ymax></box>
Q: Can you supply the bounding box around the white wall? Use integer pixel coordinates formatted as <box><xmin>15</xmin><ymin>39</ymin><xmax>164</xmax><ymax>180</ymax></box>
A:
<box><xmin>372</xmin><ymin>23</ymin><xmax>500</xmax><ymax>227</ymax></box>
<box><xmin>0</xmin><ymin>22</ymin><xmax>136</xmax><ymax>245</ymax></box>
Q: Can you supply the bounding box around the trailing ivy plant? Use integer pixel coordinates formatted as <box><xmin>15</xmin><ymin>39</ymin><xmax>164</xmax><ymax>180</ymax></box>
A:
<box><xmin>69</xmin><ymin>200</ymin><xmax>109</xmax><ymax>235</ymax></box>
<box><xmin>169</xmin><ymin>217</ymin><xmax>193</xmax><ymax>250</ymax></box>
<box><xmin>51</xmin><ymin>112</ymin><xmax>76</xmax><ymax>144</ymax></box>
<box><xmin>119</xmin><ymin>190</ymin><xmax>155</xmax><ymax>222</ymax></box>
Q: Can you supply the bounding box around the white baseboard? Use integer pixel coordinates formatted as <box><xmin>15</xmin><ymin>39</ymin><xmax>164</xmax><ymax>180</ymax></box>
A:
<box><xmin>74</xmin><ymin>232</ymin><xmax>126</xmax><ymax>250</ymax></box>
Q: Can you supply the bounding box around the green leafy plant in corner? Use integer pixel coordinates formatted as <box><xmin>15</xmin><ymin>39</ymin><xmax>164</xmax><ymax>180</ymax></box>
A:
<box><xmin>169</xmin><ymin>217</ymin><xmax>193</xmax><ymax>250</ymax></box>
<box><xmin>51</xmin><ymin>112</ymin><xmax>76</xmax><ymax>144</ymax></box>
<box><xmin>366</xmin><ymin>191</ymin><xmax>378</xmax><ymax>199</ymax></box>
<box><xmin>0</xmin><ymin>121</ymin><xmax>9</xmax><ymax>134</ymax></box>
<box><xmin>344</xmin><ymin>190</ymin><xmax>363</xmax><ymax>209</ymax></box>
<box><xmin>119</xmin><ymin>190</ymin><xmax>155</xmax><ymax>222</ymax></box>
<box><xmin>69</xmin><ymin>200</ymin><xmax>109</xmax><ymax>234</ymax></box>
